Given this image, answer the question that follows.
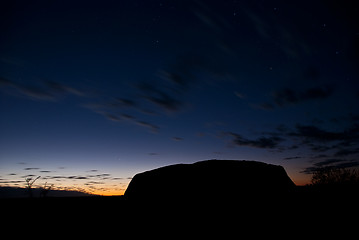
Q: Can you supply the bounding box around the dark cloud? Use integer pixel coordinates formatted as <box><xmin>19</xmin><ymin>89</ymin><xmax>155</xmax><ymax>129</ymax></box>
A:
<box><xmin>283</xmin><ymin>156</ymin><xmax>302</xmax><ymax>160</ymax></box>
<box><xmin>134</xmin><ymin>120</ymin><xmax>159</xmax><ymax>134</ymax></box>
<box><xmin>67</xmin><ymin>176</ymin><xmax>88</xmax><ymax>180</ymax></box>
<box><xmin>251</xmin><ymin>102</ymin><xmax>275</xmax><ymax>111</ymax></box>
<box><xmin>42</xmin><ymin>175</ymin><xmax>65</xmax><ymax>180</ymax></box>
<box><xmin>311</xmin><ymin>154</ymin><xmax>329</xmax><ymax>159</ymax></box>
<box><xmin>301</xmin><ymin>159</ymin><xmax>359</xmax><ymax>174</ymax></box>
<box><xmin>137</xmin><ymin>82</ymin><xmax>182</xmax><ymax>112</ymax></box>
<box><xmin>0</xmin><ymin>76</ymin><xmax>54</xmax><ymax>101</ymax></box>
<box><xmin>255</xmin><ymin>123</ymin><xmax>359</xmax><ymax>163</ymax></box>
<box><xmin>254</xmin><ymin>86</ymin><xmax>334</xmax><ymax>111</ymax></box>
<box><xmin>172</xmin><ymin>137</ymin><xmax>184</xmax><ymax>141</ymax></box>
<box><xmin>334</xmin><ymin>160</ymin><xmax>359</xmax><ymax>169</ymax></box>
<box><xmin>123</xmin><ymin>117</ymin><xmax>160</xmax><ymax>134</ymax></box>
<box><xmin>18</xmin><ymin>85</ymin><xmax>57</xmax><ymax>101</ymax></box>
<box><xmin>83</xmin><ymin>74</ymin><xmax>186</xmax><ymax>133</ymax></box>
<box><xmin>95</xmin><ymin>173</ymin><xmax>111</xmax><ymax>178</ymax></box>
<box><xmin>227</xmin><ymin>132</ymin><xmax>283</xmax><ymax>149</ymax></box>
<box><xmin>272</xmin><ymin>88</ymin><xmax>298</xmax><ymax>106</ymax></box>
<box><xmin>0</xmin><ymin>180</ymin><xmax>24</xmax><ymax>185</ymax></box>
<box><xmin>0</xmin><ymin>77</ymin><xmax>14</xmax><ymax>87</ymax></box>
<box><xmin>219</xmin><ymin>121</ymin><xmax>359</xmax><ymax>175</ymax></box>
<box><xmin>24</xmin><ymin>168</ymin><xmax>40</xmax><ymax>171</ymax></box>
<box><xmin>114</xmin><ymin>98</ymin><xmax>137</xmax><ymax>108</ymax></box>
<box><xmin>248</xmin><ymin>122</ymin><xmax>359</xmax><ymax>173</ymax></box>
<box><xmin>300</xmin><ymin>167</ymin><xmax>319</xmax><ymax>174</ymax></box>
<box><xmin>120</xmin><ymin>113</ymin><xmax>136</xmax><ymax>121</ymax></box>
<box><xmin>334</xmin><ymin>148</ymin><xmax>359</xmax><ymax>157</ymax></box>
<box><xmin>158</xmin><ymin>70</ymin><xmax>190</xmax><ymax>93</ymax></box>
<box><xmin>290</xmin><ymin>124</ymin><xmax>342</xmax><ymax>141</ymax></box>
<box><xmin>147</xmin><ymin>91</ymin><xmax>182</xmax><ymax>112</ymax></box>
<box><xmin>21</xmin><ymin>174</ymin><xmax>36</xmax><ymax>178</ymax></box>
<box><xmin>289</xmin><ymin>124</ymin><xmax>359</xmax><ymax>147</ymax></box>
<box><xmin>272</xmin><ymin>86</ymin><xmax>333</xmax><ymax>107</ymax></box>
<box><xmin>89</xmin><ymin>102</ymin><xmax>160</xmax><ymax>133</ymax></box>
<box><xmin>301</xmin><ymin>86</ymin><xmax>334</xmax><ymax>100</ymax></box>
<box><xmin>84</xmin><ymin>181</ymin><xmax>104</xmax><ymax>185</ymax></box>
<box><xmin>41</xmin><ymin>172</ymin><xmax>122</xmax><ymax>182</ymax></box>
<box><xmin>313</xmin><ymin>159</ymin><xmax>345</xmax><ymax>168</ymax></box>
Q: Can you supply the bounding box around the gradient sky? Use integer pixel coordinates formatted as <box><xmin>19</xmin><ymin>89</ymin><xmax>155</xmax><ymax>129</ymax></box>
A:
<box><xmin>1</xmin><ymin>0</ymin><xmax>359</xmax><ymax>195</ymax></box>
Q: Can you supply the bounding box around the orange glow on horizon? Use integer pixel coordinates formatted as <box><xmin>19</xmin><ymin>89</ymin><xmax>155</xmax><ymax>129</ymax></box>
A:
<box><xmin>91</xmin><ymin>188</ymin><xmax>125</xmax><ymax>196</ymax></box>
<box><xmin>290</xmin><ymin>174</ymin><xmax>311</xmax><ymax>186</ymax></box>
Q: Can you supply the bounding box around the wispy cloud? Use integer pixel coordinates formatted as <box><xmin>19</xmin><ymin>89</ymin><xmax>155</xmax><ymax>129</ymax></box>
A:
<box><xmin>0</xmin><ymin>77</ymin><xmax>85</xmax><ymax>101</ymax></box>
<box><xmin>105</xmin><ymin>113</ymin><xmax>122</xmax><ymax>122</ymax></box>
<box><xmin>17</xmin><ymin>85</ymin><xmax>57</xmax><ymax>101</ymax></box>
<box><xmin>242</xmin><ymin>4</ymin><xmax>312</xmax><ymax>60</ymax></box>
<box><xmin>226</xmin><ymin>132</ymin><xmax>283</xmax><ymax>149</ymax></box>
<box><xmin>1</xmin><ymin>76</ymin><xmax>164</xmax><ymax>135</ymax></box>
<box><xmin>83</xmin><ymin>100</ymin><xmax>160</xmax><ymax>133</ymax></box>
<box><xmin>44</xmin><ymin>81</ymin><xmax>85</xmax><ymax>97</ymax></box>
<box><xmin>134</xmin><ymin>120</ymin><xmax>159</xmax><ymax>134</ymax></box>
<box><xmin>137</xmin><ymin>82</ymin><xmax>183</xmax><ymax>112</ymax></box>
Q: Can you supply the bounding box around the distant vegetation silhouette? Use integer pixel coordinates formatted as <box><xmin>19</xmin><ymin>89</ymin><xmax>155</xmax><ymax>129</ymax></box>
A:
<box><xmin>295</xmin><ymin>166</ymin><xmax>359</xmax><ymax>209</ymax></box>
<box><xmin>311</xmin><ymin>167</ymin><xmax>359</xmax><ymax>186</ymax></box>
<box><xmin>40</xmin><ymin>182</ymin><xmax>54</xmax><ymax>198</ymax></box>
<box><xmin>309</xmin><ymin>167</ymin><xmax>359</xmax><ymax>197</ymax></box>
<box><xmin>25</xmin><ymin>176</ymin><xmax>40</xmax><ymax>198</ymax></box>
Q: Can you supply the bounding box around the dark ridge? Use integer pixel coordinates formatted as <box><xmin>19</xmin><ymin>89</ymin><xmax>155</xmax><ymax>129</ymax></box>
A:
<box><xmin>124</xmin><ymin>160</ymin><xmax>295</xmax><ymax>201</ymax></box>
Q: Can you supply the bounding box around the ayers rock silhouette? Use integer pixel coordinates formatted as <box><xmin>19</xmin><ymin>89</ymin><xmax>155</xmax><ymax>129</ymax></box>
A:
<box><xmin>124</xmin><ymin>160</ymin><xmax>295</xmax><ymax>201</ymax></box>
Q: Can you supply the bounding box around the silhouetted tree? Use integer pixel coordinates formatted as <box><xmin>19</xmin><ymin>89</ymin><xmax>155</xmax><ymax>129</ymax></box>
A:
<box><xmin>311</xmin><ymin>168</ymin><xmax>359</xmax><ymax>186</ymax></box>
<box><xmin>25</xmin><ymin>176</ymin><xmax>40</xmax><ymax>198</ymax></box>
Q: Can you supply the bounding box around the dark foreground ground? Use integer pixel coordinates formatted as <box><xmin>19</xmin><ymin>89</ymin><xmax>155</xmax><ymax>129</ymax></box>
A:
<box><xmin>2</xmin><ymin>186</ymin><xmax>357</xmax><ymax>237</ymax></box>
<box><xmin>2</xmin><ymin>185</ymin><xmax>358</xmax><ymax>214</ymax></box>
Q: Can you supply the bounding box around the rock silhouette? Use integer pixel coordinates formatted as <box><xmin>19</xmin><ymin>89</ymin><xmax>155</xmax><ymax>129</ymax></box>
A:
<box><xmin>124</xmin><ymin>160</ymin><xmax>295</xmax><ymax>201</ymax></box>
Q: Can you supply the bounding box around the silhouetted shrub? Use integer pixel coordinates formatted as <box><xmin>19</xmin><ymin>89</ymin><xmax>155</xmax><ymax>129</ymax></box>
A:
<box><xmin>311</xmin><ymin>167</ymin><xmax>359</xmax><ymax>187</ymax></box>
<box><xmin>40</xmin><ymin>182</ymin><xmax>54</xmax><ymax>198</ymax></box>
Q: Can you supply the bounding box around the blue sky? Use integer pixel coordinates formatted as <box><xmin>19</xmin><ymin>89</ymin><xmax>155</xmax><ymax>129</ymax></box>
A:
<box><xmin>1</xmin><ymin>0</ymin><xmax>359</xmax><ymax>195</ymax></box>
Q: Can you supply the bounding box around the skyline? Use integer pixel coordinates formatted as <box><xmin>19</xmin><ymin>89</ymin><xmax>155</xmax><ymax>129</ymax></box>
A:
<box><xmin>1</xmin><ymin>0</ymin><xmax>359</xmax><ymax>195</ymax></box>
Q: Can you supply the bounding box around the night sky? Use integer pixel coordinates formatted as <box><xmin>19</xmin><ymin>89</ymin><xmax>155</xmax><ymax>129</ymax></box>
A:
<box><xmin>1</xmin><ymin>0</ymin><xmax>359</xmax><ymax>196</ymax></box>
